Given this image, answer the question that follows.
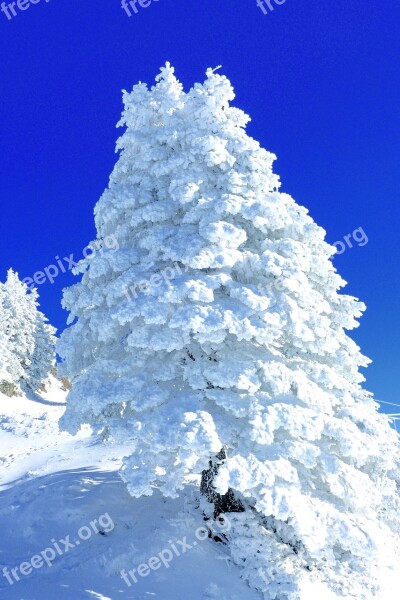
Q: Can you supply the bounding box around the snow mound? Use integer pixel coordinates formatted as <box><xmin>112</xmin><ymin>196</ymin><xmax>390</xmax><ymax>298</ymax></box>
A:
<box><xmin>0</xmin><ymin>381</ymin><xmax>261</xmax><ymax>599</ymax></box>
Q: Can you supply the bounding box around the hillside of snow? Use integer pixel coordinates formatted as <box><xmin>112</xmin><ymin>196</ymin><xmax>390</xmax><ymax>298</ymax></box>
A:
<box><xmin>1</xmin><ymin>386</ymin><xmax>400</xmax><ymax>599</ymax></box>
<box><xmin>0</xmin><ymin>381</ymin><xmax>264</xmax><ymax>600</ymax></box>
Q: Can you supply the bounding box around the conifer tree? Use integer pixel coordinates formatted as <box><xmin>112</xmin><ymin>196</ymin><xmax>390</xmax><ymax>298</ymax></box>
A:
<box><xmin>58</xmin><ymin>65</ymin><xmax>400</xmax><ymax>599</ymax></box>
<box><xmin>0</xmin><ymin>269</ymin><xmax>56</xmax><ymax>391</ymax></box>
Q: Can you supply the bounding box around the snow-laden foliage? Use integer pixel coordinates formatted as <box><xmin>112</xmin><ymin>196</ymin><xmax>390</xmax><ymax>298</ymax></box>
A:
<box><xmin>58</xmin><ymin>64</ymin><xmax>400</xmax><ymax>599</ymax></box>
<box><xmin>0</xmin><ymin>269</ymin><xmax>56</xmax><ymax>391</ymax></box>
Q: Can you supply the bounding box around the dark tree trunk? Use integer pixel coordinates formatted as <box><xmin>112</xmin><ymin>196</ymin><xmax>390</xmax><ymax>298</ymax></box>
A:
<box><xmin>201</xmin><ymin>448</ymin><xmax>245</xmax><ymax>518</ymax></box>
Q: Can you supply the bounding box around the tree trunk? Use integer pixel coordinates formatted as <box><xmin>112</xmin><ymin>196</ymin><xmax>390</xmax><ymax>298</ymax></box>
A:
<box><xmin>201</xmin><ymin>448</ymin><xmax>244</xmax><ymax>518</ymax></box>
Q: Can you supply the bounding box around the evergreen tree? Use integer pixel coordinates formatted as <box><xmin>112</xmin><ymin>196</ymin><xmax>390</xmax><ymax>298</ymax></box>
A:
<box><xmin>0</xmin><ymin>269</ymin><xmax>56</xmax><ymax>391</ymax></box>
<box><xmin>58</xmin><ymin>65</ymin><xmax>400</xmax><ymax>599</ymax></box>
<box><xmin>0</xmin><ymin>330</ymin><xmax>16</xmax><ymax>383</ymax></box>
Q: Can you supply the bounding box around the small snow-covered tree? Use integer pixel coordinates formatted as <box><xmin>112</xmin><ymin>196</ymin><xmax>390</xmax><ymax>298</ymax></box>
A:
<box><xmin>0</xmin><ymin>269</ymin><xmax>56</xmax><ymax>391</ymax></box>
<box><xmin>0</xmin><ymin>329</ymin><xmax>16</xmax><ymax>387</ymax></box>
<box><xmin>58</xmin><ymin>65</ymin><xmax>400</xmax><ymax>599</ymax></box>
<box><xmin>0</xmin><ymin>284</ymin><xmax>17</xmax><ymax>384</ymax></box>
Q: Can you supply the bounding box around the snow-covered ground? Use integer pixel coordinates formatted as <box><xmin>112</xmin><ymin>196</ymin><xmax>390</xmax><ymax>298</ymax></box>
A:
<box><xmin>0</xmin><ymin>381</ymin><xmax>262</xmax><ymax>599</ymax></box>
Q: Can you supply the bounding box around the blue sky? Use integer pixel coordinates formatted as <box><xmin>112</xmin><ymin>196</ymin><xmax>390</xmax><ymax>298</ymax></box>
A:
<box><xmin>0</xmin><ymin>0</ymin><xmax>399</xmax><ymax>411</ymax></box>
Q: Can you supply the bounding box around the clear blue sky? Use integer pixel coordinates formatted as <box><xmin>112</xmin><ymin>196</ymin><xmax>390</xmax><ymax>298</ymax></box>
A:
<box><xmin>0</xmin><ymin>0</ymin><xmax>399</xmax><ymax>411</ymax></box>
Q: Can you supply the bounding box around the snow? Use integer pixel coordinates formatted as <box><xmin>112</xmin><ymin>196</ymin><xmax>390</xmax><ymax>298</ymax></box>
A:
<box><xmin>1</xmin><ymin>386</ymin><xmax>398</xmax><ymax>600</ymax></box>
<box><xmin>0</xmin><ymin>381</ymin><xmax>262</xmax><ymax>599</ymax></box>
<box><xmin>0</xmin><ymin>270</ymin><xmax>56</xmax><ymax>391</ymax></box>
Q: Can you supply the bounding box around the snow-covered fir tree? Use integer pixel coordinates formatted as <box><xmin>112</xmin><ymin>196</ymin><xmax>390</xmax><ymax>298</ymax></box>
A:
<box><xmin>0</xmin><ymin>329</ymin><xmax>16</xmax><ymax>387</ymax></box>
<box><xmin>0</xmin><ymin>269</ymin><xmax>56</xmax><ymax>391</ymax></box>
<box><xmin>58</xmin><ymin>65</ymin><xmax>400</xmax><ymax>599</ymax></box>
